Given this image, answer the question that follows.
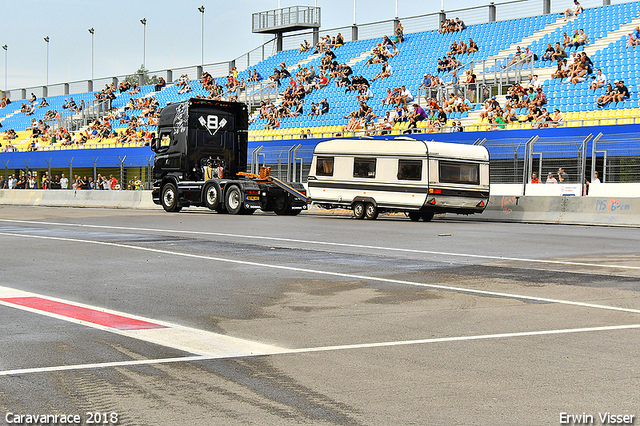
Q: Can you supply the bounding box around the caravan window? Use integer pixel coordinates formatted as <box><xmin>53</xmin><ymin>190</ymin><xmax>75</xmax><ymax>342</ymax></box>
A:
<box><xmin>353</xmin><ymin>158</ymin><xmax>376</xmax><ymax>178</ymax></box>
<box><xmin>439</xmin><ymin>161</ymin><xmax>480</xmax><ymax>185</ymax></box>
<box><xmin>397</xmin><ymin>160</ymin><xmax>422</xmax><ymax>181</ymax></box>
<box><xmin>315</xmin><ymin>156</ymin><xmax>334</xmax><ymax>176</ymax></box>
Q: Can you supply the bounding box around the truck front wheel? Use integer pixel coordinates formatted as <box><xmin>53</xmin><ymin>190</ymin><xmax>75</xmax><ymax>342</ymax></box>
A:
<box><xmin>161</xmin><ymin>183</ymin><xmax>182</xmax><ymax>212</ymax></box>
<box><xmin>203</xmin><ymin>182</ymin><xmax>221</xmax><ymax>210</ymax></box>
<box><xmin>225</xmin><ymin>185</ymin><xmax>243</xmax><ymax>215</ymax></box>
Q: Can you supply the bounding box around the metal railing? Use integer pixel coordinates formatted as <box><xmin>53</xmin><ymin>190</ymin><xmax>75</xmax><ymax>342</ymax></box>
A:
<box><xmin>3</xmin><ymin>0</ymin><xmax>569</xmax><ymax>99</ymax></box>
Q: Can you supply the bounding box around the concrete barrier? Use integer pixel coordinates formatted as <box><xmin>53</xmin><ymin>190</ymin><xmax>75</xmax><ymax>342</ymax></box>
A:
<box><xmin>0</xmin><ymin>189</ymin><xmax>158</xmax><ymax>210</ymax></box>
<box><xmin>2</xmin><ymin>189</ymin><xmax>639</xmax><ymax>227</ymax></box>
<box><xmin>445</xmin><ymin>195</ymin><xmax>640</xmax><ymax>227</ymax></box>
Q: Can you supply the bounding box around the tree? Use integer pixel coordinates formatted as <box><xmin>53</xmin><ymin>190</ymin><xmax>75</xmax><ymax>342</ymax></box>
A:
<box><xmin>124</xmin><ymin>65</ymin><xmax>159</xmax><ymax>87</ymax></box>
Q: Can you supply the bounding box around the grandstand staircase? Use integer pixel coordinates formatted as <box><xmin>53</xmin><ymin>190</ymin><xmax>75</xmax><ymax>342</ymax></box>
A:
<box><xmin>463</xmin><ymin>15</ymin><xmax>640</xmax><ymax>128</ymax></box>
<box><xmin>583</xmin><ymin>16</ymin><xmax>640</xmax><ymax>57</ymax></box>
<box><xmin>0</xmin><ymin>110</ymin><xmax>20</xmax><ymax>125</ymax></box>
<box><xmin>472</xmin><ymin>16</ymin><xmax>567</xmax><ymax>77</ymax></box>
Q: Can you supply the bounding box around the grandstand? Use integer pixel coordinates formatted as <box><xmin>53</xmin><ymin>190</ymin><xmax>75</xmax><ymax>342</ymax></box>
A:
<box><xmin>2</xmin><ymin>0</ymin><xmax>640</xmax><ymax>188</ymax></box>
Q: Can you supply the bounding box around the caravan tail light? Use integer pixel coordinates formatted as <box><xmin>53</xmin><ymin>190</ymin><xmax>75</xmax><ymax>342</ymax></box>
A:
<box><xmin>429</xmin><ymin>188</ymin><xmax>441</xmax><ymax>194</ymax></box>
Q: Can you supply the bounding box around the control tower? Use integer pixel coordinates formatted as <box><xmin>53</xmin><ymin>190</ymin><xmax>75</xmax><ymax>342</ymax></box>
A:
<box><xmin>252</xmin><ymin>6</ymin><xmax>321</xmax><ymax>52</ymax></box>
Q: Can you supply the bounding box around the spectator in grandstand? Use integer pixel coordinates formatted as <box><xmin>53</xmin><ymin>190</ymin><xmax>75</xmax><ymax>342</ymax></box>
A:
<box><xmin>399</xmin><ymin>85</ymin><xmax>414</xmax><ymax>106</ymax></box>
<box><xmin>382</xmin><ymin>88</ymin><xmax>394</xmax><ymax>105</ymax></box>
<box><xmin>550</xmin><ymin>109</ymin><xmax>564</xmax><ymax>127</ymax></box>
<box><xmin>567</xmin><ymin>59</ymin><xmax>590</xmax><ymax>84</ymax></box>
<box><xmin>319</xmin><ymin>98</ymin><xmax>329</xmax><ymax>115</ymax></box>
<box><xmin>504</xmin><ymin>46</ymin><xmax>524</xmax><ymax>68</ymax></box>
<box><xmin>371</xmin><ymin>61</ymin><xmax>392</xmax><ymax>81</ymax></box>
<box><xmin>38</xmin><ymin>98</ymin><xmax>49</xmax><ymax>108</ymax></box>
<box><xmin>612</xmin><ymin>79</ymin><xmax>631</xmax><ymax>103</ymax></box>
<box><xmin>627</xmin><ymin>26</ymin><xmax>640</xmax><ymax>48</ymax></box>
<box><xmin>467</xmin><ymin>38</ymin><xmax>479</xmax><ymax>54</ymax></box>
<box><xmin>247</xmin><ymin>69</ymin><xmax>262</xmax><ymax>83</ymax></box>
<box><xmin>551</xmin><ymin>59</ymin><xmax>569</xmax><ymax>80</ymax></box>
<box><xmin>0</xmin><ymin>96</ymin><xmax>10</xmax><ymax>108</ymax></box>
<box><xmin>154</xmin><ymin>77</ymin><xmax>166</xmax><ymax>92</ymax></box>
<box><xmin>177</xmin><ymin>75</ymin><xmax>192</xmax><ymax>94</ymax></box>
<box><xmin>590</xmin><ymin>69</ymin><xmax>607</xmax><ymax>90</ymax></box>
<box><xmin>29</xmin><ymin>93</ymin><xmax>37</xmax><ymax>105</ymax></box>
<box><xmin>356</xmin><ymin>85</ymin><xmax>373</xmax><ymax>102</ymax></box>
<box><xmin>407</xmin><ymin>104</ymin><xmax>427</xmax><ymax>130</ymax></box>
<box><xmin>522</xmin><ymin>102</ymin><xmax>542</xmax><ymax>123</ymax></box>
<box><xmin>299</xmin><ymin>40</ymin><xmax>311</xmax><ymax>52</ymax></box>
<box><xmin>531</xmin><ymin>88</ymin><xmax>547</xmax><ymax>107</ymax></box>
<box><xmin>535</xmin><ymin>108</ymin><xmax>551</xmax><ymax>128</ymax></box>
<box><xmin>395</xmin><ymin>22</ymin><xmax>404</xmax><ymax>43</ymax></box>
<box><xmin>448</xmin><ymin>40</ymin><xmax>460</xmax><ymax>57</ymax></box>
<box><xmin>546</xmin><ymin>172</ymin><xmax>558</xmax><ymax>184</ymax></box>
<box><xmin>479</xmin><ymin>96</ymin><xmax>499</xmax><ymax>121</ymax></box>
<box><xmin>455</xmin><ymin>17</ymin><xmax>467</xmax><ymax>31</ymax></box>
<box><xmin>597</xmin><ymin>83</ymin><xmax>616</xmax><ymax>107</ymax></box>
<box><xmin>541</xmin><ymin>43</ymin><xmax>555</xmax><ymax>62</ymax></box>
<box><xmin>563</xmin><ymin>0</ymin><xmax>583</xmax><ymax>20</ymax></box>
<box><xmin>551</xmin><ymin>42</ymin><xmax>567</xmax><ymax>63</ymax></box>
<box><xmin>504</xmin><ymin>103</ymin><xmax>518</xmax><ymax>123</ymax></box>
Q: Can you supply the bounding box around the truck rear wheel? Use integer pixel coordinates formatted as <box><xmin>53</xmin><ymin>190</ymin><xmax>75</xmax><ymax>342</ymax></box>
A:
<box><xmin>274</xmin><ymin>194</ymin><xmax>297</xmax><ymax>215</ymax></box>
<box><xmin>225</xmin><ymin>185</ymin><xmax>243</xmax><ymax>215</ymax></box>
<box><xmin>161</xmin><ymin>183</ymin><xmax>182</xmax><ymax>212</ymax></box>
<box><xmin>203</xmin><ymin>182</ymin><xmax>221</xmax><ymax>210</ymax></box>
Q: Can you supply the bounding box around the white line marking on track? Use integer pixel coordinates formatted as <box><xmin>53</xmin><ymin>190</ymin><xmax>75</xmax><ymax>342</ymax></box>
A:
<box><xmin>1</xmin><ymin>230</ymin><xmax>639</xmax><ymax>315</ymax></box>
<box><xmin>2</xmin><ymin>323</ymin><xmax>639</xmax><ymax>377</ymax></box>
<box><xmin>0</xmin><ymin>286</ymin><xmax>285</xmax><ymax>357</ymax></box>
<box><xmin>1</xmin><ymin>218</ymin><xmax>639</xmax><ymax>271</ymax></box>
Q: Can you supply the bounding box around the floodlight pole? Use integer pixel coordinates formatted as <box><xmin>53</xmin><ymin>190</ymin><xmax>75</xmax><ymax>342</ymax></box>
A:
<box><xmin>44</xmin><ymin>36</ymin><xmax>49</xmax><ymax>87</ymax></box>
<box><xmin>140</xmin><ymin>18</ymin><xmax>147</xmax><ymax>71</ymax></box>
<box><xmin>2</xmin><ymin>45</ymin><xmax>6</xmax><ymax>93</ymax></box>
<box><xmin>88</xmin><ymin>28</ymin><xmax>94</xmax><ymax>81</ymax></box>
<box><xmin>198</xmin><ymin>6</ymin><xmax>205</xmax><ymax>67</ymax></box>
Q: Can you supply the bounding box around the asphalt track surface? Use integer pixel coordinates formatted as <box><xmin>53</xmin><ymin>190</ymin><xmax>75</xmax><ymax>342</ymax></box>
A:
<box><xmin>0</xmin><ymin>205</ymin><xmax>638</xmax><ymax>425</ymax></box>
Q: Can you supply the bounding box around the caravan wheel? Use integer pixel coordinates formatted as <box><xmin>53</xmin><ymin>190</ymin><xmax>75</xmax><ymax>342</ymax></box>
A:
<box><xmin>364</xmin><ymin>203</ymin><xmax>378</xmax><ymax>220</ymax></box>
<box><xmin>421</xmin><ymin>212</ymin><xmax>435</xmax><ymax>222</ymax></box>
<box><xmin>353</xmin><ymin>202</ymin><xmax>365</xmax><ymax>219</ymax></box>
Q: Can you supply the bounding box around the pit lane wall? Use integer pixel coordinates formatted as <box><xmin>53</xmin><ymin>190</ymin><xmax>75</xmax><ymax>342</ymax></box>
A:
<box><xmin>1</xmin><ymin>185</ymin><xmax>640</xmax><ymax>227</ymax></box>
<box><xmin>444</xmin><ymin>183</ymin><xmax>640</xmax><ymax>227</ymax></box>
<box><xmin>0</xmin><ymin>189</ymin><xmax>157</xmax><ymax>210</ymax></box>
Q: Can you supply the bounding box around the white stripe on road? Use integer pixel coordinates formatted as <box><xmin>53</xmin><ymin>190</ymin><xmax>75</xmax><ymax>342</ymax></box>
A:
<box><xmin>2</xmin><ymin>218</ymin><xmax>640</xmax><ymax>271</ymax></box>
<box><xmin>0</xmin><ymin>286</ymin><xmax>285</xmax><ymax>358</ymax></box>
<box><xmin>2</xmin><ymin>323</ymin><xmax>640</xmax><ymax>377</ymax></box>
<box><xmin>0</xmin><ymin>230</ymin><xmax>639</xmax><ymax>315</ymax></box>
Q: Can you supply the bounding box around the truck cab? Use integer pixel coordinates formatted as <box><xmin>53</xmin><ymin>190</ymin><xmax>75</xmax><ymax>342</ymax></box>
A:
<box><xmin>151</xmin><ymin>98</ymin><xmax>307</xmax><ymax>215</ymax></box>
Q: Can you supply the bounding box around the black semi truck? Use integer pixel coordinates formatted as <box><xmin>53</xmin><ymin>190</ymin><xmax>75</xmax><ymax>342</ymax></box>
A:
<box><xmin>151</xmin><ymin>98</ymin><xmax>308</xmax><ymax>215</ymax></box>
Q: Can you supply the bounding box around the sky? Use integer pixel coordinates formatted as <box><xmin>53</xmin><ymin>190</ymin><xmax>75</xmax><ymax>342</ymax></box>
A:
<box><xmin>1</xmin><ymin>0</ymin><xmax>499</xmax><ymax>91</ymax></box>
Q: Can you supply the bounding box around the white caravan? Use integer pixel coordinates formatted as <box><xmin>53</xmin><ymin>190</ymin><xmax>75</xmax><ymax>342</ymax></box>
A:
<box><xmin>307</xmin><ymin>138</ymin><xmax>490</xmax><ymax>221</ymax></box>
